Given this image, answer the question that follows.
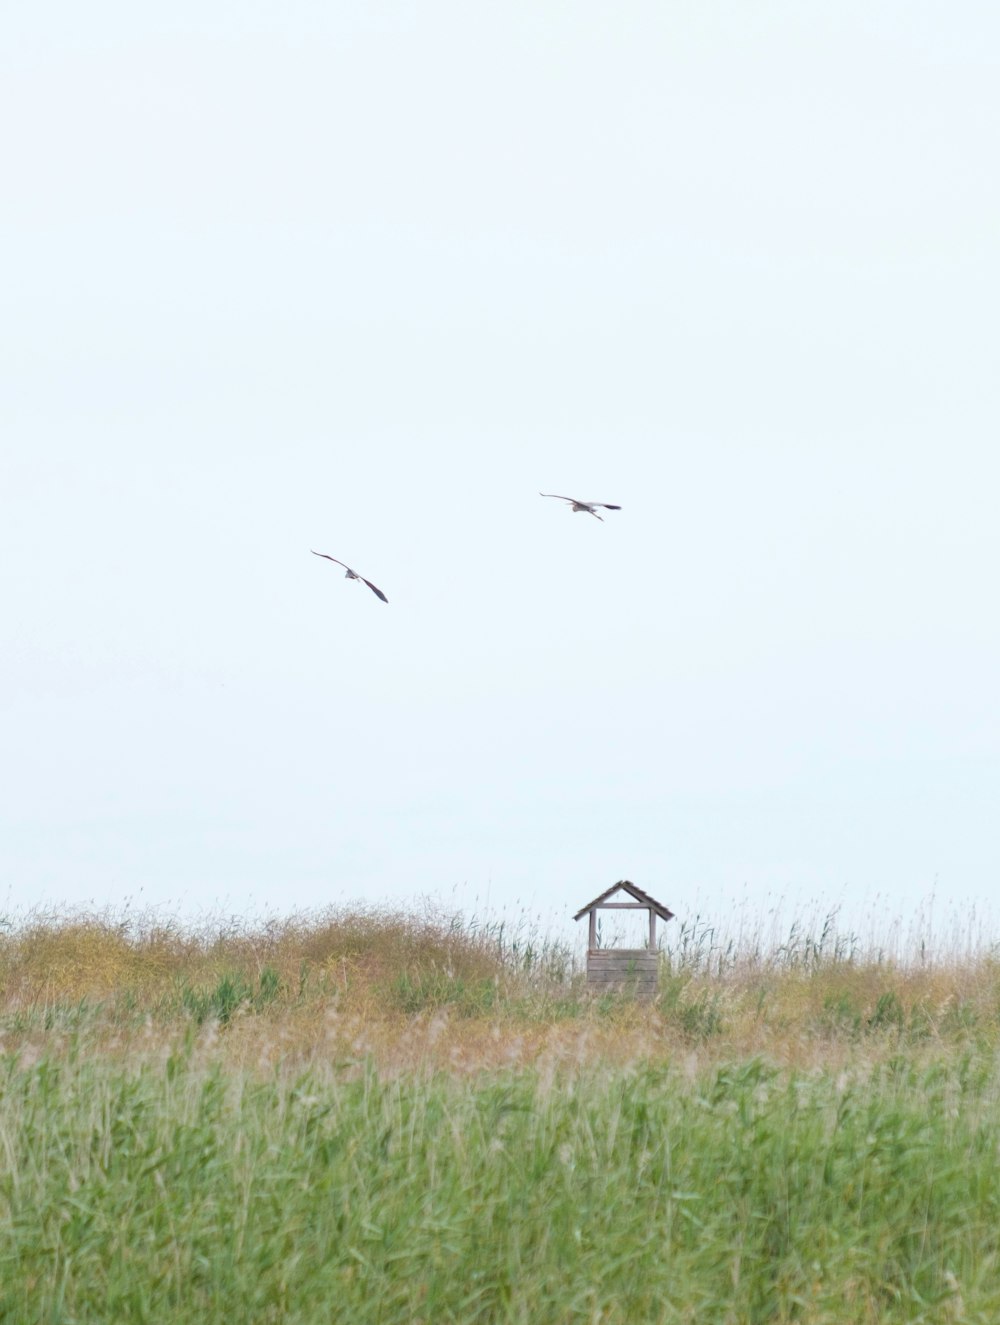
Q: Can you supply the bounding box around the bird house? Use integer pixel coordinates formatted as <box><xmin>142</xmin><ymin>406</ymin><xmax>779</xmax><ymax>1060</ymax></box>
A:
<box><xmin>574</xmin><ymin>880</ymin><xmax>675</xmax><ymax>998</ymax></box>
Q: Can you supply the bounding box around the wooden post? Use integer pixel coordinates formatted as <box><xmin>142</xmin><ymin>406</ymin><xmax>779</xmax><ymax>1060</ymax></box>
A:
<box><xmin>589</xmin><ymin>909</ymin><xmax>597</xmax><ymax>951</ymax></box>
<box><xmin>648</xmin><ymin>908</ymin><xmax>657</xmax><ymax>951</ymax></box>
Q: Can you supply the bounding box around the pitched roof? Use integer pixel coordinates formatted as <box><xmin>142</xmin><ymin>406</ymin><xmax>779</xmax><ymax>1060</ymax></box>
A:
<box><xmin>573</xmin><ymin>880</ymin><xmax>675</xmax><ymax>924</ymax></box>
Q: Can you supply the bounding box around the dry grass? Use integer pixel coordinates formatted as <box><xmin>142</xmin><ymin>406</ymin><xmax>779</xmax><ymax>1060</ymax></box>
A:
<box><xmin>0</xmin><ymin>903</ymin><xmax>498</xmax><ymax>1004</ymax></box>
<box><xmin>1</xmin><ymin>904</ymin><xmax>999</xmax><ymax>1077</ymax></box>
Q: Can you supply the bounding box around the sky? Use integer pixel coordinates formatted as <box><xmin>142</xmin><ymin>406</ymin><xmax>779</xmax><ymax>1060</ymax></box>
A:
<box><xmin>3</xmin><ymin>1</ymin><xmax>999</xmax><ymax>948</ymax></box>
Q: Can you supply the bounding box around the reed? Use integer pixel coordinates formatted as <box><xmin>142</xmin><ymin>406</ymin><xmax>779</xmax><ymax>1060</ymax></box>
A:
<box><xmin>2</xmin><ymin>905</ymin><xmax>1000</xmax><ymax>1320</ymax></box>
<box><xmin>2</xmin><ymin>1037</ymin><xmax>1000</xmax><ymax>1321</ymax></box>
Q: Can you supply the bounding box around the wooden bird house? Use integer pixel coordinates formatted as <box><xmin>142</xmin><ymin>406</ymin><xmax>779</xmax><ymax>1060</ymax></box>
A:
<box><xmin>574</xmin><ymin>880</ymin><xmax>675</xmax><ymax>998</ymax></box>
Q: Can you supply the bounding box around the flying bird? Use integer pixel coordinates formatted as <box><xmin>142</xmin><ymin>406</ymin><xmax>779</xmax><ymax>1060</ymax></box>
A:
<box><xmin>539</xmin><ymin>493</ymin><xmax>622</xmax><ymax>522</ymax></box>
<box><xmin>311</xmin><ymin>551</ymin><xmax>388</xmax><ymax>603</ymax></box>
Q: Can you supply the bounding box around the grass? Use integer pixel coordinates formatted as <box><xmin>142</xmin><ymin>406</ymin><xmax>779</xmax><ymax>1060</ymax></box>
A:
<box><xmin>2</xmin><ymin>905</ymin><xmax>1000</xmax><ymax>1321</ymax></box>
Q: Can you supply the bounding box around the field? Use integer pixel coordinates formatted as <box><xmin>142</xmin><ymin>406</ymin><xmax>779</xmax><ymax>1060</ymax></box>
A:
<box><xmin>2</xmin><ymin>906</ymin><xmax>1000</xmax><ymax>1323</ymax></box>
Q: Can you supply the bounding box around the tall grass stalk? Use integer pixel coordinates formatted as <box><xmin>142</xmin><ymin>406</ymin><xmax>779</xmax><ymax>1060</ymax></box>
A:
<box><xmin>3</xmin><ymin>905</ymin><xmax>1000</xmax><ymax>1319</ymax></box>
<box><xmin>2</xmin><ymin>1043</ymin><xmax>1000</xmax><ymax>1321</ymax></box>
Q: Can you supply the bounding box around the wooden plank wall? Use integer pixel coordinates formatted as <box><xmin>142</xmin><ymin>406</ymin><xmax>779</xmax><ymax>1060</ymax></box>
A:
<box><xmin>586</xmin><ymin>949</ymin><xmax>658</xmax><ymax>999</ymax></box>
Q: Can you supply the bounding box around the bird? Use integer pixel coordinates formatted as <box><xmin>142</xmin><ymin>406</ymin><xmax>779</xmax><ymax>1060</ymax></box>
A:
<box><xmin>539</xmin><ymin>493</ymin><xmax>622</xmax><ymax>522</ymax></box>
<box><xmin>311</xmin><ymin>551</ymin><xmax>388</xmax><ymax>603</ymax></box>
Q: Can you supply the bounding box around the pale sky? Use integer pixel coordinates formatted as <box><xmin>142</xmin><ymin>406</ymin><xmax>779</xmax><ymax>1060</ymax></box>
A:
<box><xmin>3</xmin><ymin>1</ymin><xmax>998</xmax><ymax>946</ymax></box>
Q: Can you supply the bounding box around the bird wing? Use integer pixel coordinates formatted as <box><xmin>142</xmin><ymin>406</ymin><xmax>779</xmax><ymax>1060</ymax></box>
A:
<box><xmin>312</xmin><ymin>550</ymin><xmax>386</xmax><ymax>601</ymax></box>
<box><xmin>360</xmin><ymin>578</ymin><xmax>389</xmax><ymax>603</ymax></box>
<box><xmin>593</xmin><ymin>503</ymin><xmax>621</xmax><ymax>510</ymax></box>
<box><xmin>311</xmin><ymin>550</ymin><xmax>350</xmax><ymax>571</ymax></box>
<box><xmin>539</xmin><ymin>493</ymin><xmax>578</xmax><ymax>503</ymax></box>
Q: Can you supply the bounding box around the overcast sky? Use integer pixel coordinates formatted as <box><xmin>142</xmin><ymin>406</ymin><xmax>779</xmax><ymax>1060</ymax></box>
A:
<box><xmin>3</xmin><ymin>1</ymin><xmax>998</xmax><ymax>946</ymax></box>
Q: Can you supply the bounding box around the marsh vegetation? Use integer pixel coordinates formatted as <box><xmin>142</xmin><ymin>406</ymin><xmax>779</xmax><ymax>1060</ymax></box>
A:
<box><xmin>2</xmin><ymin>906</ymin><xmax>999</xmax><ymax>1322</ymax></box>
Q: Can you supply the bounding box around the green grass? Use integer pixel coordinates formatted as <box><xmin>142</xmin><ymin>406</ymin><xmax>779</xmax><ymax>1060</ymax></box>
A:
<box><xmin>1</xmin><ymin>1042</ymin><xmax>999</xmax><ymax>1322</ymax></box>
<box><xmin>3</xmin><ymin>906</ymin><xmax>1000</xmax><ymax>1320</ymax></box>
